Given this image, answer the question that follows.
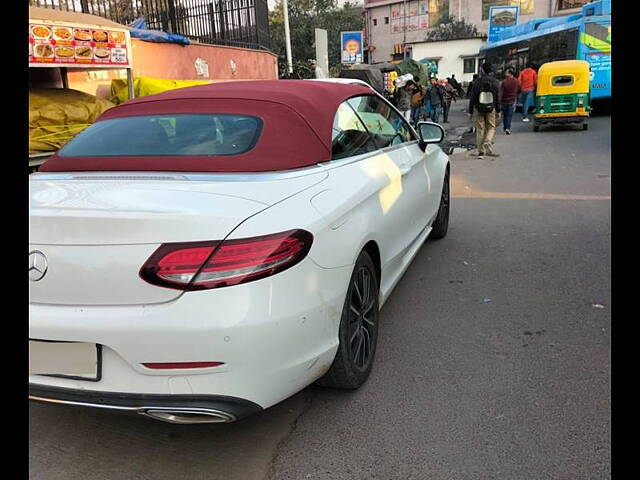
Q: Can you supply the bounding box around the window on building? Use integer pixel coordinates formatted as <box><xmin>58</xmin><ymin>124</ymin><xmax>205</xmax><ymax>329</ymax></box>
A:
<box><xmin>558</xmin><ymin>0</ymin><xmax>588</xmax><ymax>9</ymax></box>
<box><xmin>463</xmin><ymin>58</ymin><xmax>476</xmax><ymax>74</ymax></box>
<box><xmin>373</xmin><ymin>18</ymin><xmax>378</xmax><ymax>26</ymax></box>
<box><xmin>482</xmin><ymin>0</ymin><xmax>534</xmax><ymax>20</ymax></box>
<box><xmin>385</xmin><ymin>17</ymin><xmax>389</xmax><ymax>24</ymax></box>
<box><xmin>429</xmin><ymin>0</ymin><xmax>450</xmax><ymax>27</ymax></box>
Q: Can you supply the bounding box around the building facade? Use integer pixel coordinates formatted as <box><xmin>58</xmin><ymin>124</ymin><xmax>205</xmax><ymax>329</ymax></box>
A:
<box><xmin>408</xmin><ymin>37</ymin><xmax>486</xmax><ymax>83</ymax></box>
<box><xmin>364</xmin><ymin>0</ymin><xmax>592</xmax><ymax>64</ymax></box>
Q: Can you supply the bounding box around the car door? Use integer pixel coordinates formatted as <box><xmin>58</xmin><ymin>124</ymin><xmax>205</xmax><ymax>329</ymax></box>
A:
<box><xmin>346</xmin><ymin>95</ymin><xmax>432</xmax><ymax>257</ymax></box>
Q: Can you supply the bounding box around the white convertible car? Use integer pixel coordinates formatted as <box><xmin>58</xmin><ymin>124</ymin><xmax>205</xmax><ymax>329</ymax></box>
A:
<box><xmin>29</xmin><ymin>80</ymin><xmax>450</xmax><ymax>424</ymax></box>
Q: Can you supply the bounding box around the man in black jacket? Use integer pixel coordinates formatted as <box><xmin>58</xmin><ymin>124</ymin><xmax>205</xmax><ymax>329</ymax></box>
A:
<box><xmin>426</xmin><ymin>77</ymin><xmax>445</xmax><ymax>123</ymax></box>
<box><xmin>469</xmin><ymin>63</ymin><xmax>501</xmax><ymax>158</ymax></box>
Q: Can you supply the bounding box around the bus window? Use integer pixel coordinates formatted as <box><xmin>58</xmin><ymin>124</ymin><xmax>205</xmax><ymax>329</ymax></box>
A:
<box><xmin>583</xmin><ymin>22</ymin><xmax>611</xmax><ymax>51</ymax></box>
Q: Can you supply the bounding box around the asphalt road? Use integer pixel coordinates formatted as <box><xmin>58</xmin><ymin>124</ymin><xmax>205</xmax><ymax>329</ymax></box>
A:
<box><xmin>29</xmin><ymin>104</ymin><xmax>611</xmax><ymax>480</ymax></box>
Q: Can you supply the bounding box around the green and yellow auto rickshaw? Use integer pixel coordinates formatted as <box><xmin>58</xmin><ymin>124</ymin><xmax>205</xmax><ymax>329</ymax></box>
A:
<box><xmin>533</xmin><ymin>60</ymin><xmax>591</xmax><ymax>132</ymax></box>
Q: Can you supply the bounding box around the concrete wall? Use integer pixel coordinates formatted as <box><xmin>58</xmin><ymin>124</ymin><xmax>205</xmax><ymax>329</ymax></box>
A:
<box><xmin>128</xmin><ymin>40</ymin><xmax>278</xmax><ymax>81</ymax></box>
<box><xmin>410</xmin><ymin>37</ymin><xmax>486</xmax><ymax>84</ymax></box>
<box><xmin>67</xmin><ymin>38</ymin><xmax>278</xmax><ymax>99</ymax></box>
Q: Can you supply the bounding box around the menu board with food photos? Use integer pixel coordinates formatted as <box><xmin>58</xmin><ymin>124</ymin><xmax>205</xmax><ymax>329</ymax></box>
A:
<box><xmin>29</xmin><ymin>22</ymin><xmax>131</xmax><ymax>68</ymax></box>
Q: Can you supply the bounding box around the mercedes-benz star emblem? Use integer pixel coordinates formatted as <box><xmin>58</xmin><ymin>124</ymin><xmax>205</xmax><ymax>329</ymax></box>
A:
<box><xmin>29</xmin><ymin>250</ymin><xmax>48</xmax><ymax>282</ymax></box>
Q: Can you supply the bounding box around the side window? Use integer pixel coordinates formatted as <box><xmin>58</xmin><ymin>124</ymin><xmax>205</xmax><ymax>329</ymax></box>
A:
<box><xmin>346</xmin><ymin>95</ymin><xmax>416</xmax><ymax>149</ymax></box>
<box><xmin>331</xmin><ymin>102</ymin><xmax>378</xmax><ymax>160</ymax></box>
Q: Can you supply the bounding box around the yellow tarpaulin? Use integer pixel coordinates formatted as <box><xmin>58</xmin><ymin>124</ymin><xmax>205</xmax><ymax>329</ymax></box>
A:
<box><xmin>110</xmin><ymin>76</ymin><xmax>213</xmax><ymax>104</ymax></box>
<box><xmin>29</xmin><ymin>88</ymin><xmax>115</xmax><ymax>155</ymax></box>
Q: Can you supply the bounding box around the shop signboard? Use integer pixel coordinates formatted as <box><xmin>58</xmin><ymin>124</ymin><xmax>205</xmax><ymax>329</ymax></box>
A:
<box><xmin>488</xmin><ymin>5</ymin><xmax>519</xmax><ymax>43</ymax></box>
<box><xmin>29</xmin><ymin>20</ymin><xmax>132</xmax><ymax>68</ymax></box>
<box><xmin>341</xmin><ymin>31</ymin><xmax>363</xmax><ymax>64</ymax></box>
<box><xmin>390</xmin><ymin>1</ymin><xmax>429</xmax><ymax>33</ymax></box>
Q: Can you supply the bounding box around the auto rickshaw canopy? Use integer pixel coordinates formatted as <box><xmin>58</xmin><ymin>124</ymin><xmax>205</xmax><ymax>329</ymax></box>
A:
<box><xmin>536</xmin><ymin>60</ymin><xmax>591</xmax><ymax>96</ymax></box>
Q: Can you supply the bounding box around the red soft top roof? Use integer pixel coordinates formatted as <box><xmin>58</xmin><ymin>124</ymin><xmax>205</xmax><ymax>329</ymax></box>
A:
<box><xmin>41</xmin><ymin>80</ymin><xmax>374</xmax><ymax>173</ymax></box>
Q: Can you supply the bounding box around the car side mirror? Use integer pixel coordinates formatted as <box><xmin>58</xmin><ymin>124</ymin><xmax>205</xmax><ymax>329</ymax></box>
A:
<box><xmin>417</xmin><ymin>121</ymin><xmax>445</xmax><ymax>151</ymax></box>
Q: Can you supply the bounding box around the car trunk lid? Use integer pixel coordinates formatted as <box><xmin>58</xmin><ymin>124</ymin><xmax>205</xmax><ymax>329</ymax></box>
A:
<box><xmin>29</xmin><ymin>171</ymin><xmax>327</xmax><ymax>305</ymax></box>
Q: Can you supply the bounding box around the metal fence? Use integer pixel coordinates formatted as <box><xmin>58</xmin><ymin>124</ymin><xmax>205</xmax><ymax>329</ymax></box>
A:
<box><xmin>29</xmin><ymin>0</ymin><xmax>270</xmax><ymax>50</ymax></box>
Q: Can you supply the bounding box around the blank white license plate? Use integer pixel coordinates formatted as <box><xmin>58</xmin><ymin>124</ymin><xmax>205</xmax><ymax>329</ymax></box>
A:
<box><xmin>29</xmin><ymin>341</ymin><xmax>100</xmax><ymax>381</ymax></box>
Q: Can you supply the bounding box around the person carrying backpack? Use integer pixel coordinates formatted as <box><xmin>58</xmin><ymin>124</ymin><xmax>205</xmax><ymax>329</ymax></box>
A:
<box><xmin>469</xmin><ymin>62</ymin><xmax>501</xmax><ymax>158</ymax></box>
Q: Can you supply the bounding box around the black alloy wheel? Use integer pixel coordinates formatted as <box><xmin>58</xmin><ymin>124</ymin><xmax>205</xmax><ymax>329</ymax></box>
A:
<box><xmin>348</xmin><ymin>265</ymin><xmax>377</xmax><ymax>371</ymax></box>
<box><xmin>316</xmin><ymin>251</ymin><xmax>379</xmax><ymax>389</ymax></box>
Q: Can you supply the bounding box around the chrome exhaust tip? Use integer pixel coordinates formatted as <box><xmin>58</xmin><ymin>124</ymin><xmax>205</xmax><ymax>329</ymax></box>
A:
<box><xmin>140</xmin><ymin>408</ymin><xmax>236</xmax><ymax>424</ymax></box>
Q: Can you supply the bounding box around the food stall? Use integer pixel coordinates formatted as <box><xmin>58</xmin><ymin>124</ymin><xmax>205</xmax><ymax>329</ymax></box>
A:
<box><xmin>29</xmin><ymin>7</ymin><xmax>134</xmax><ymax>171</ymax></box>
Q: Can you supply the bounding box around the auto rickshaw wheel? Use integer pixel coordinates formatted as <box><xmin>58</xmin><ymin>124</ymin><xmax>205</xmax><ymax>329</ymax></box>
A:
<box><xmin>582</xmin><ymin>122</ymin><xmax>588</xmax><ymax>131</ymax></box>
<box><xmin>533</xmin><ymin>123</ymin><xmax>540</xmax><ymax>132</ymax></box>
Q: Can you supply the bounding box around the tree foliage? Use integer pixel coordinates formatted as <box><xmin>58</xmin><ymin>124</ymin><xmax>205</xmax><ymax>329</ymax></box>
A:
<box><xmin>269</xmin><ymin>0</ymin><xmax>364</xmax><ymax>78</ymax></box>
<box><xmin>424</xmin><ymin>15</ymin><xmax>483</xmax><ymax>42</ymax></box>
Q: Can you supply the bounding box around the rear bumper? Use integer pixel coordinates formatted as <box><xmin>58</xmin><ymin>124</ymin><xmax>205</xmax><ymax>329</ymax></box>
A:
<box><xmin>534</xmin><ymin>115</ymin><xmax>588</xmax><ymax>124</ymax></box>
<box><xmin>29</xmin><ymin>384</ymin><xmax>262</xmax><ymax>423</ymax></box>
<box><xmin>29</xmin><ymin>258</ymin><xmax>352</xmax><ymax>411</ymax></box>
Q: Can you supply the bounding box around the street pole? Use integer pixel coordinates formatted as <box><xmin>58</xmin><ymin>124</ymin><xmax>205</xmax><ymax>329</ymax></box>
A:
<box><xmin>282</xmin><ymin>0</ymin><xmax>293</xmax><ymax>75</ymax></box>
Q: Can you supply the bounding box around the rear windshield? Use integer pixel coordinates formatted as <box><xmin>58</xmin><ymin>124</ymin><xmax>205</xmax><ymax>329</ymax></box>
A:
<box><xmin>59</xmin><ymin>114</ymin><xmax>263</xmax><ymax>157</ymax></box>
<box><xmin>551</xmin><ymin>75</ymin><xmax>574</xmax><ymax>86</ymax></box>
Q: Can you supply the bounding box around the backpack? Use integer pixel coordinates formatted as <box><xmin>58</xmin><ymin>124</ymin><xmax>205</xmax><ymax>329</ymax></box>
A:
<box><xmin>477</xmin><ymin>81</ymin><xmax>494</xmax><ymax>114</ymax></box>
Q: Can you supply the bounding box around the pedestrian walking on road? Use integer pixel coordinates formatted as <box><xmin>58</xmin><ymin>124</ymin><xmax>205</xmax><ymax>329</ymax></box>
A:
<box><xmin>448</xmin><ymin>74</ymin><xmax>460</xmax><ymax>95</ymax></box>
<box><xmin>518</xmin><ymin>63</ymin><xmax>537</xmax><ymax>122</ymax></box>
<box><xmin>500</xmin><ymin>68</ymin><xmax>520</xmax><ymax>135</ymax></box>
<box><xmin>426</xmin><ymin>77</ymin><xmax>445</xmax><ymax>123</ymax></box>
<box><xmin>442</xmin><ymin>79</ymin><xmax>456</xmax><ymax>123</ymax></box>
<box><xmin>466</xmin><ymin>73</ymin><xmax>478</xmax><ymax>114</ymax></box>
<box><xmin>469</xmin><ymin>62</ymin><xmax>501</xmax><ymax>158</ymax></box>
<box><xmin>394</xmin><ymin>79</ymin><xmax>414</xmax><ymax>123</ymax></box>
<box><xmin>410</xmin><ymin>81</ymin><xmax>427</xmax><ymax>126</ymax></box>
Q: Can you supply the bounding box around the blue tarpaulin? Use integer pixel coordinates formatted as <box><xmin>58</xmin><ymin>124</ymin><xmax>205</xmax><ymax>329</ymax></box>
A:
<box><xmin>128</xmin><ymin>17</ymin><xmax>190</xmax><ymax>45</ymax></box>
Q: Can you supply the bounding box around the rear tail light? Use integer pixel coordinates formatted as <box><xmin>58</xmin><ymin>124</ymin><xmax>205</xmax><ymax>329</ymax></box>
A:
<box><xmin>140</xmin><ymin>229</ymin><xmax>313</xmax><ymax>290</ymax></box>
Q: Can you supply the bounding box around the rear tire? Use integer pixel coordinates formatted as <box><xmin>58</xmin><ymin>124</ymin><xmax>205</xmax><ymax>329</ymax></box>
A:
<box><xmin>430</xmin><ymin>168</ymin><xmax>450</xmax><ymax>240</ymax></box>
<box><xmin>583</xmin><ymin>122</ymin><xmax>588</xmax><ymax>130</ymax></box>
<box><xmin>316</xmin><ymin>251</ymin><xmax>379</xmax><ymax>389</ymax></box>
<box><xmin>533</xmin><ymin>124</ymin><xmax>540</xmax><ymax>132</ymax></box>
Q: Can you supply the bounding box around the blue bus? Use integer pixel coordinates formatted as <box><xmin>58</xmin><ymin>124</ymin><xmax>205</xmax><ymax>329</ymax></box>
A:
<box><xmin>480</xmin><ymin>0</ymin><xmax>611</xmax><ymax>105</ymax></box>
